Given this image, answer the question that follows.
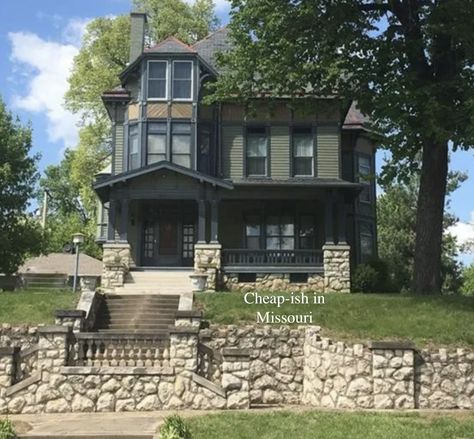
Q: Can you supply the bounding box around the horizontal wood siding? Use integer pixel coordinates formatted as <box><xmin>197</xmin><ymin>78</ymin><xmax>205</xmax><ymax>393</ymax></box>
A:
<box><xmin>114</xmin><ymin>124</ymin><xmax>124</xmax><ymax>174</ymax></box>
<box><xmin>317</xmin><ymin>125</ymin><xmax>340</xmax><ymax>178</ymax></box>
<box><xmin>271</xmin><ymin>126</ymin><xmax>290</xmax><ymax>179</ymax></box>
<box><xmin>222</xmin><ymin>125</ymin><xmax>244</xmax><ymax>179</ymax></box>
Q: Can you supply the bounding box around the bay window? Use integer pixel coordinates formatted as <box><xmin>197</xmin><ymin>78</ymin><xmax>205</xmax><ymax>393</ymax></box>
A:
<box><xmin>172</xmin><ymin>61</ymin><xmax>192</xmax><ymax>100</ymax></box>
<box><xmin>246</xmin><ymin>126</ymin><xmax>268</xmax><ymax>176</ymax></box>
<box><xmin>359</xmin><ymin>221</ymin><xmax>374</xmax><ymax>262</ymax></box>
<box><xmin>147</xmin><ymin>123</ymin><xmax>167</xmax><ymax>164</ymax></box>
<box><xmin>148</xmin><ymin>61</ymin><xmax>167</xmax><ymax>99</ymax></box>
<box><xmin>357</xmin><ymin>154</ymin><xmax>372</xmax><ymax>202</ymax></box>
<box><xmin>128</xmin><ymin>124</ymin><xmax>139</xmax><ymax>170</ymax></box>
<box><xmin>171</xmin><ymin>123</ymin><xmax>191</xmax><ymax>168</ymax></box>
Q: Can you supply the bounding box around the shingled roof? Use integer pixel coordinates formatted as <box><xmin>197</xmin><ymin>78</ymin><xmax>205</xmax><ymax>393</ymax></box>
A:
<box><xmin>343</xmin><ymin>101</ymin><xmax>370</xmax><ymax>130</ymax></box>
<box><xmin>192</xmin><ymin>27</ymin><xmax>232</xmax><ymax>72</ymax></box>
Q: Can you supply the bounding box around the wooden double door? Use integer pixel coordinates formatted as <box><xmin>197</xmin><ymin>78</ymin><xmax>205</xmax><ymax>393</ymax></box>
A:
<box><xmin>141</xmin><ymin>204</ymin><xmax>196</xmax><ymax>267</ymax></box>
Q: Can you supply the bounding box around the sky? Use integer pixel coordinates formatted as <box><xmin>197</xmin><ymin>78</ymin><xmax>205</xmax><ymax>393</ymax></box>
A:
<box><xmin>0</xmin><ymin>0</ymin><xmax>473</xmax><ymax>265</ymax></box>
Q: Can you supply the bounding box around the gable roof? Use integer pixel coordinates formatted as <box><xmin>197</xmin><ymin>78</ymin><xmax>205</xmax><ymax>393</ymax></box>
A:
<box><xmin>94</xmin><ymin>161</ymin><xmax>234</xmax><ymax>196</ymax></box>
<box><xmin>192</xmin><ymin>27</ymin><xmax>231</xmax><ymax>72</ymax></box>
<box><xmin>145</xmin><ymin>36</ymin><xmax>197</xmax><ymax>54</ymax></box>
<box><xmin>343</xmin><ymin>101</ymin><xmax>370</xmax><ymax>130</ymax></box>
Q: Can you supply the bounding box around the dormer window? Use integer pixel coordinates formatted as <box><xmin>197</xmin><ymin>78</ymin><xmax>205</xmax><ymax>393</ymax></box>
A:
<box><xmin>172</xmin><ymin>61</ymin><xmax>192</xmax><ymax>100</ymax></box>
<box><xmin>148</xmin><ymin>60</ymin><xmax>167</xmax><ymax>99</ymax></box>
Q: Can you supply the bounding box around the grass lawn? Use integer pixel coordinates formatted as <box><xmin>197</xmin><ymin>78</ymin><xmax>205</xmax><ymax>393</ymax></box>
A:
<box><xmin>0</xmin><ymin>289</ymin><xmax>79</xmax><ymax>325</ymax></box>
<box><xmin>195</xmin><ymin>292</ymin><xmax>474</xmax><ymax>347</ymax></box>
<box><xmin>187</xmin><ymin>410</ymin><xmax>474</xmax><ymax>439</ymax></box>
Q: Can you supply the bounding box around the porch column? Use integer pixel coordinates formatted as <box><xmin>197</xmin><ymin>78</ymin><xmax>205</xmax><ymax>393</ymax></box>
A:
<box><xmin>324</xmin><ymin>191</ymin><xmax>335</xmax><ymax>244</ymax></box>
<box><xmin>210</xmin><ymin>199</ymin><xmax>219</xmax><ymax>243</ymax></box>
<box><xmin>198</xmin><ymin>199</ymin><xmax>207</xmax><ymax>243</ymax></box>
<box><xmin>107</xmin><ymin>199</ymin><xmax>117</xmax><ymax>241</ymax></box>
<box><xmin>119</xmin><ymin>198</ymin><xmax>129</xmax><ymax>242</ymax></box>
<box><xmin>337</xmin><ymin>193</ymin><xmax>347</xmax><ymax>244</ymax></box>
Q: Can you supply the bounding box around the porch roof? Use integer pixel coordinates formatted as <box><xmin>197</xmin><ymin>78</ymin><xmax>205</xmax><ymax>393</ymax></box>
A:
<box><xmin>232</xmin><ymin>178</ymin><xmax>365</xmax><ymax>190</ymax></box>
<box><xmin>93</xmin><ymin>161</ymin><xmax>234</xmax><ymax>197</ymax></box>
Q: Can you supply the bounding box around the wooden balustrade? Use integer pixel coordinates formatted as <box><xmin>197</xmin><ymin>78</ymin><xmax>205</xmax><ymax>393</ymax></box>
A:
<box><xmin>73</xmin><ymin>333</ymin><xmax>171</xmax><ymax>368</ymax></box>
<box><xmin>222</xmin><ymin>249</ymin><xmax>323</xmax><ymax>266</ymax></box>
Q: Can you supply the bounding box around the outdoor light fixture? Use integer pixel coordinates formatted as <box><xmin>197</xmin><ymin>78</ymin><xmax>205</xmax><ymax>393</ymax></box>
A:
<box><xmin>72</xmin><ymin>233</ymin><xmax>85</xmax><ymax>293</ymax></box>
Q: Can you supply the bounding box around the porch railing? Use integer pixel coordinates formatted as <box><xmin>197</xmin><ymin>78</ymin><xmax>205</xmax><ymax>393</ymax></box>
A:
<box><xmin>222</xmin><ymin>249</ymin><xmax>323</xmax><ymax>266</ymax></box>
<box><xmin>71</xmin><ymin>333</ymin><xmax>171</xmax><ymax>368</ymax></box>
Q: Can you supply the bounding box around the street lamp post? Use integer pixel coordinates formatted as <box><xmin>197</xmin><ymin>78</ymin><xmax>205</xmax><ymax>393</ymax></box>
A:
<box><xmin>72</xmin><ymin>233</ymin><xmax>85</xmax><ymax>293</ymax></box>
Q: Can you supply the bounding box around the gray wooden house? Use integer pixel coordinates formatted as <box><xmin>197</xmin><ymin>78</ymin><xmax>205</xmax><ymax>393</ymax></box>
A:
<box><xmin>94</xmin><ymin>13</ymin><xmax>377</xmax><ymax>293</ymax></box>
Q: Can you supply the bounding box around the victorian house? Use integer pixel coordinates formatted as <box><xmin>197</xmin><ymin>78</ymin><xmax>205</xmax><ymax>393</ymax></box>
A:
<box><xmin>94</xmin><ymin>12</ymin><xmax>377</xmax><ymax>293</ymax></box>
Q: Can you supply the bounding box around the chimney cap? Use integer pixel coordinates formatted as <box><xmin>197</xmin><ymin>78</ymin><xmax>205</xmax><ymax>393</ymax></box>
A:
<box><xmin>130</xmin><ymin>11</ymin><xmax>148</xmax><ymax>22</ymax></box>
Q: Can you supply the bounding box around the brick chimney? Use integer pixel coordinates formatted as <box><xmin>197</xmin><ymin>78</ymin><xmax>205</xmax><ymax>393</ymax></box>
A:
<box><xmin>129</xmin><ymin>12</ymin><xmax>147</xmax><ymax>63</ymax></box>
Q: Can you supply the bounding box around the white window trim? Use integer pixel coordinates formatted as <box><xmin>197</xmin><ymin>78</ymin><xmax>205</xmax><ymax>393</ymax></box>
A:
<box><xmin>172</xmin><ymin>60</ymin><xmax>194</xmax><ymax>102</ymax></box>
<box><xmin>147</xmin><ymin>60</ymin><xmax>169</xmax><ymax>101</ymax></box>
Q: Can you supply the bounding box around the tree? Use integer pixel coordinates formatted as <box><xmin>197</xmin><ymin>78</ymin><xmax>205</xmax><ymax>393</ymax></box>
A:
<box><xmin>0</xmin><ymin>98</ymin><xmax>43</xmax><ymax>274</ymax></box>
<box><xmin>211</xmin><ymin>0</ymin><xmax>474</xmax><ymax>294</ymax></box>
<box><xmin>378</xmin><ymin>168</ymin><xmax>466</xmax><ymax>294</ymax></box>
<box><xmin>461</xmin><ymin>264</ymin><xmax>474</xmax><ymax>295</ymax></box>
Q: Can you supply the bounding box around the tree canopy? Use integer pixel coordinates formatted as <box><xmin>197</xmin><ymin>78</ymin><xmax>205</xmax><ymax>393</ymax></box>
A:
<box><xmin>0</xmin><ymin>98</ymin><xmax>42</xmax><ymax>274</ymax></box>
<box><xmin>211</xmin><ymin>0</ymin><xmax>474</xmax><ymax>294</ymax></box>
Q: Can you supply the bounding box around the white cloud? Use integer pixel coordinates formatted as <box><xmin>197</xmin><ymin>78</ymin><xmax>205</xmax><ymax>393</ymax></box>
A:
<box><xmin>8</xmin><ymin>29</ymin><xmax>82</xmax><ymax>151</ymax></box>
<box><xmin>62</xmin><ymin>17</ymin><xmax>91</xmax><ymax>46</ymax></box>
<box><xmin>183</xmin><ymin>0</ymin><xmax>230</xmax><ymax>11</ymax></box>
<box><xmin>448</xmin><ymin>211</ymin><xmax>474</xmax><ymax>252</ymax></box>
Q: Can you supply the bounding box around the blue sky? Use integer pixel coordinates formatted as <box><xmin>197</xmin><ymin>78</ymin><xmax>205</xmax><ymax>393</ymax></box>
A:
<box><xmin>0</xmin><ymin>0</ymin><xmax>473</xmax><ymax>264</ymax></box>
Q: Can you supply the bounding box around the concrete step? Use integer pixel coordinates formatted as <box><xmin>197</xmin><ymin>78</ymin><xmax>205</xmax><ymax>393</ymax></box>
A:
<box><xmin>18</xmin><ymin>435</ymin><xmax>153</xmax><ymax>439</ymax></box>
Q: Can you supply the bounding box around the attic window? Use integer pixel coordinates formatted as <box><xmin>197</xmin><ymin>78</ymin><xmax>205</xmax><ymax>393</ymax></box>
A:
<box><xmin>148</xmin><ymin>60</ymin><xmax>167</xmax><ymax>99</ymax></box>
<box><xmin>172</xmin><ymin>61</ymin><xmax>192</xmax><ymax>100</ymax></box>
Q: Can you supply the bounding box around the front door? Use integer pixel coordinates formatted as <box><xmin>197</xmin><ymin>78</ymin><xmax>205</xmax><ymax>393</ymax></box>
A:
<box><xmin>141</xmin><ymin>206</ymin><xmax>195</xmax><ymax>267</ymax></box>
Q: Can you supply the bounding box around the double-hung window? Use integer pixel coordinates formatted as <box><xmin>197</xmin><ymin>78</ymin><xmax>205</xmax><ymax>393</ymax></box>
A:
<box><xmin>171</xmin><ymin>123</ymin><xmax>191</xmax><ymax>168</ymax></box>
<box><xmin>246</xmin><ymin>126</ymin><xmax>267</xmax><ymax>176</ymax></box>
<box><xmin>292</xmin><ymin>127</ymin><xmax>314</xmax><ymax>176</ymax></box>
<box><xmin>128</xmin><ymin>124</ymin><xmax>139</xmax><ymax>170</ymax></box>
<box><xmin>148</xmin><ymin>61</ymin><xmax>167</xmax><ymax>99</ymax></box>
<box><xmin>147</xmin><ymin>123</ymin><xmax>167</xmax><ymax>164</ymax></box>
<box><xmin>172</xmin><ymin>61</ymin><xmax>192</xmax><ymax>100</ymax></box>
<box><xmin>359</xmin><ymin>222</ymin><xmax>374</xmax><ymax>262</ymax></box>
<box><xmin>299</xmin><ymin>215</ymin><xmax>316</xmax><ymax>249</ymax></box>
<box><xmin>357</xmin><ymin>154</ymin><xmax>372</xmax><ymax>202</ymax></box>
<box><xmin>266</xmin><ymin>216</ymin><xmax>295</xmax><ymax>250</ymax></box>
<box><xmin>245</xmin><ymin>215</ymin><xmax>261</xmax><ymax>249</ymax></box>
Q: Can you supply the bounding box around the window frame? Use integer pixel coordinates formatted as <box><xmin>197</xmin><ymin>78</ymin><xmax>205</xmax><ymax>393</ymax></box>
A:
<box><xmin>171</xmin><ymin>122</ymin><xmax>192</xmax><ymax>168</ymax></box>
<box><xmin>358</xmin><ymin>220</ymin><xmax>375</xmax><ymax>263</ymax></box>
<box><xmin>357</xmin><ymin>153</ymin><xmax>373</xmax><ymax>204</ymax></box>
<box><xmin>128</xmin><ymin>123</ymin><xmax>140</xmax><ymax>170</ymax></box>
<box><xmin>172</xmin><ymin>60</ymin><xmax>193</xmax><ymax>102</ymax></box>
<box><xmin>146</xmin><ymin>122</ymin><xmax>167</xmax><ymax>165</ymax></box>
<box><xmin>147</xmin><ymin>60</ymin><xmax>168</xmax><ymax>101</ymax></box>
<box><xmin>245</xmin><ymin>125</ymin><xmax>269</xmax><ymax>177</ymax></box>
<box><xmin>291</xmin><ymin>126</ymin><xmax>315</xmax><ymax>177</ymax></box>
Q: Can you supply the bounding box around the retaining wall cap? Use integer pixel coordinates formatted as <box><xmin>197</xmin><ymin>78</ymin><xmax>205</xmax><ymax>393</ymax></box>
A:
<box><xmin>38</xmin><ymin>325</ymin><xmax>71</xmax><ymax>334</ymax></box>
<box><xmin>55</xmin><ymin>310</ymin><xmax>86</xmax><ymax>318</ymax></box>
<box><xmin>168</xmin><ymin>326</ymin><xmax>200</xmax><ymax>334</ymax></box>
<box><xmin>368</xmin><ymin>341</ymin><xmax>416</xmax><ymax>350</ymax></box>
<box><xmin>222</xmin><ymin>348</ymin><xmax>251</xmax><ymax>357</ymax></box>
<box><xmin>176</xmin><ymin>310</ymin><xmax>203</xmax><ymax>318</ymax></box>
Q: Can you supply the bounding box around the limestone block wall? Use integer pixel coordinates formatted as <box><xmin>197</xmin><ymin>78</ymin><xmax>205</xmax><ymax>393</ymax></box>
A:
<box><xmin>415</xmin><ymin>348</ymin><xmax>474</xmax><ymax>409</ymax></box>
<box><xmin>194</xmin><ymin>244</ymin><xmax>221</xmax><ymax>291</ymax></box>
<box><xmin>0</xmin><ymin>325</ymin><xmax>38</xmax><ymax>349</ymax></box>
<box><xmin>201</xmin><ymin>326</ymin><xmax>305</xmax><ymax>405</ymax></box>
<box><xmin>303</xmin><ymin>327</ymin><xmax>373</xmax><ymax>408</ymax></box>
<box><xmin>102</xmin><ymin>243</ymin><xmax>131</xmax><ymax>292</ymax></box>
<box><xmin>222</xmin><ymin>273</ymin><xmax>325</xmax><ymax>293</ymax></box>
<box><xmin>323</xmin><ymin>244</ymin><xmax>351</xmax><ymax>293</ymax></box>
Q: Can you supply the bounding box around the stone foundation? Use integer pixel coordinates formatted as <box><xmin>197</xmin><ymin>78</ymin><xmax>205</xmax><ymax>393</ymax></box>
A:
<box><xmin>223</xmin><ymin>273</ymin><xmax>324</xmax><ymax>293</ymax></box>
<box><xmin>323</xmin><ymin>244</ymin><xmax>351</xmax><ymax>293</ymax></box>
<box><xmin>194</xmin><ymin>244</ymin><xmax>221</xmax><ymax>291</ymax></box>
<box><xmin>101</xmin><ymin>243</ymin><xmax>131</xmax><ymax>292</ymax></box>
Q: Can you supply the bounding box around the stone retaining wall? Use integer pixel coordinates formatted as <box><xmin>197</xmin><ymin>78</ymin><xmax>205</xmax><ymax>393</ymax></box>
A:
<box><xmin>0</xmin><ymin>325</ymin><xmax>38</xmax><ymax>349</ymax></box>
<box><xmin>201</xmin><ymin>326</ymin><xmax>305</xmax><ymax>405</ymax></box>
<box><xmin>222</xmin><ymin>273</ymin><xmax>325</xmax><ymax>293</ymax></box>
<box><xmin>1</xmin><ymin>325</ymin><xmax>473</xmax><ymax>413</ymax></box>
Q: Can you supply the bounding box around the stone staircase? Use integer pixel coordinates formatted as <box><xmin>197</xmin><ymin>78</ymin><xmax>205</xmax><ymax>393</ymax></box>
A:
<box><xmin>115</xmin><ymin>269</ymin><xmax>194</xmax><ymax>295</ymax></box>
<box><xmin>94</xmin><ymin>294</ymin><xmax>180</xmax><ymax>333</ymax></box>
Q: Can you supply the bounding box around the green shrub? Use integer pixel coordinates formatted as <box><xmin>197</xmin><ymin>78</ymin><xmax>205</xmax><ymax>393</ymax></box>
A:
<box><xmin>353</xmin><ymin>258</ymin><xmax>390</xmax><ymax>293</ymax></box>
<box><xmin>159</xmin><ymin>415</ymin><xmax>192</xmax><ymax>439</ymax></box>
<box><xmin>0</xmin><ymin>419</ymin><xmax>16</xmax><ymax>439</ymax></box>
